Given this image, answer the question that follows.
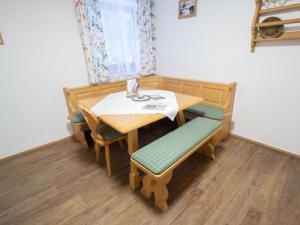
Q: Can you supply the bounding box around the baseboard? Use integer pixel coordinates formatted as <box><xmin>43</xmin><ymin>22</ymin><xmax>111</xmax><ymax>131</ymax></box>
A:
<box><xmin>0</xmin><ymin>136</ymin><xmax>74</xmax><ymax>163</ymax></box>
<box><xmin>231</xmin><ymin>133</ymin><xmax>299</xmax><ymax>159</ymax></box>
<box><xmin>1</xmin><ymin>133</ymin><xmax>298</xmax><ymax>163</ymax></box>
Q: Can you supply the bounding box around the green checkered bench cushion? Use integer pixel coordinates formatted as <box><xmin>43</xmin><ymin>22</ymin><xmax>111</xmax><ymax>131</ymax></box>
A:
<box><xmin>185</xmin><ymin>103</ymin><xmax>224</xmax><ymax>120</ymax></box>
<box><xmin>131</xmin><ymin>117</ymin><xmax>221</xmax><ymax>175</ymax></box>
<box><xmin>70</xmin><ymin>112</ymin><xmax>85</xmax><ymax>123</ymax></box>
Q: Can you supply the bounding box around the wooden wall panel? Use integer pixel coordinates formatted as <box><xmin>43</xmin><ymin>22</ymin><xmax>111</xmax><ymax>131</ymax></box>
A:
<box><xmin>100</xmin><ymin>85</ymin><xmax>125</xmax><ymax>96</ymax></box>
<box><xmin>64</xmin><ymin>75</ymin><xmax>164</xmax><ymax>117</ymax></box>
<box><xmin>75</xmin><ymin>90</ymin><xmax>100</xmax><ymax>100</ymax></box>
<box><xmin>202</xmin><ymin>87</ymin><xmax>224</xmax><ymax>105</ymax></box>
<box><xmin>140</xmin><ymin>81</ymin><xmax>162</xmax><ymax>89</ymax></box>
<box><xmin>164</xmin><ymin>80</ymin><xmax>182</xmax><ymax>93</ymax></box>
<box><xmin>182</xmin><ymin>83</ymin><xmax>199</xmax><ymax>97</ymax></box>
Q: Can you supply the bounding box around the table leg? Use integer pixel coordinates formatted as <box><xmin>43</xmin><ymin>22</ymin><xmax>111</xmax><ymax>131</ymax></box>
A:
<box><xmin>128</xmin><ymin>129</ymin><xmax>138</xmax><ymax>155</ymax></box>
<box><xmin>176</xmin><ymin>111</ymin><xmax>186</xmax><ymax>126</ymax></box>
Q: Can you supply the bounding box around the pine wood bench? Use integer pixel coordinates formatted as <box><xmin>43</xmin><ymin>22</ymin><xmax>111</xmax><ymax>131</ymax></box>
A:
<box><xmin>129</xmin><ymin>117</ymin><xmax>222</xmax><ymax>211</ymax></box>
<box><xmin>63</xmin><ymin>75</ymin><xmax>235</xmax><ymax>149</ymax></box>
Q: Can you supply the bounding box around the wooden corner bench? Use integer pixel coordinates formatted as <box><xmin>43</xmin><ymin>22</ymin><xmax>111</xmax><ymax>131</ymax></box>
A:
<box><xmin>129</xmin><ymin>117</ymin><xmax>222</xmax><ymax>211</ymax></box>
<box><xmin>63</xmin><ymin>75</ymin><xmax>236</xmax><ymax>149</ymax></box>
<box><xmin>162</xmin><ymin>77</ymin><xmax>236</xmax><ymax>145</ymax></box>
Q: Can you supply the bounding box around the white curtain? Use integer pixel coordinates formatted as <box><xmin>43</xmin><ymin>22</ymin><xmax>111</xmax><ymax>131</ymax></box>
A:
<box><xmin>99</xmin><ymin>0</ymin><xmax>140</xmax><ymax>81</ymax></box>
<box><xmin>75</xmin><ymin>0</ymin><xmax>156</xmax><ymax>83</ymax></box>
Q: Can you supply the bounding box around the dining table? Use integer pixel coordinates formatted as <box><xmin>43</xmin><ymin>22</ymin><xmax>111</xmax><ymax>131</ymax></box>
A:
<box><xmin>78</xmin><ymin>91</ymin><xmax>203</xmax><ymax>154</ymax></box>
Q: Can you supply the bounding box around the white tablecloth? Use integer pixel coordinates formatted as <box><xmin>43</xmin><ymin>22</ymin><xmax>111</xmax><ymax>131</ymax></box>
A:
<box><xmin>91</xmin><ymin>90</ymin><xmax>179</xmax><ymax>120</ymax></box>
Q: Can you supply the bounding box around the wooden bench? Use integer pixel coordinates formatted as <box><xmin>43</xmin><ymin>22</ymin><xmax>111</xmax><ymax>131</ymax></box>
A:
<box><xmin>163</xmin><ymin>77</ymin><xmax>236</xmax><ymax>145</ymax></box>
<box><xmin>63</xmin><ymin>75</ymin><xmax>235</xmax><ymax>148</ymax></box>
<box><xmin>129</xmin><ymin>117</ymin><xmax>222</xmax><ymax>211</ymax></box>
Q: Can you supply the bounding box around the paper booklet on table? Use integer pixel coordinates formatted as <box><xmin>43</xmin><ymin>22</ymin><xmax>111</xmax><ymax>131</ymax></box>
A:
<box><xmin>142</xmin><ymin>104</ymin><xmax>167</xmax><ymax>111</ymax></box>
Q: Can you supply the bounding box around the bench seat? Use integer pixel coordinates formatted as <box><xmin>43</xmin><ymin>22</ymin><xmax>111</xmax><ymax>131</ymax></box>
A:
<box><xmin>185</xmin><ymin>103</ymin><xmax>224</xmax><ymax>120</ymax></box>
<box><xmin>131</xmin><ymin>117</ymin><xmax>221</xmax><ymax>175</ymax></box>
<box><xmin>130</xmin><ymin>117</ymin><xmax>222</xmax><ymax>211</ymax></box>
<box><xmin>70</xmin><ymin>112</ymin><xmax>85</xmax><ymax>123</ymax></box>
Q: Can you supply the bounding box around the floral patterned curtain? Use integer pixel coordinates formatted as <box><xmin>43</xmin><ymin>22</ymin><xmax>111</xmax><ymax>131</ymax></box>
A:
<box><xmin>74</xmin><ymin>0</ymin><xmax>156</xmax><ymax>83</ymax></box>
<box><xmin>75</xmin><ymin>0</ymin><xmax>110</xmax><ymax>83</ymax></box>
<box><xmin>137</xmin><ymin>0</ymin><xmax>156</xmax><ymax>76</ymax></box>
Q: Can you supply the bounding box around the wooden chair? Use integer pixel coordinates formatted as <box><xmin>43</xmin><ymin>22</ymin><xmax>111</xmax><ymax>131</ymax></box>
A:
<box><xmin>80</xmin><ymin>106</ymin><xmax>127</xmax><ymax>176</ymax></box>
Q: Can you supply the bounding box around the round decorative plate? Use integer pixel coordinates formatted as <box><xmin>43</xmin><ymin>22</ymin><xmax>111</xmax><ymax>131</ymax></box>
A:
<box><xmin>259</xmin><ymin>17</ymin><xmax>284</xmax><ymax>39</ymax></box>
<box><xmin>132</xmin><ymin>95</ymin><xmax>151</xmax><ymax>102</ymax></box>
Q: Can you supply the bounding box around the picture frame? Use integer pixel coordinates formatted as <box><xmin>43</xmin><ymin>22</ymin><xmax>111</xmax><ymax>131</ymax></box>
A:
<box><xmin>178</xmin><ymin>0</ymin><xmax>197</xmax><ymax>19</ymax></box>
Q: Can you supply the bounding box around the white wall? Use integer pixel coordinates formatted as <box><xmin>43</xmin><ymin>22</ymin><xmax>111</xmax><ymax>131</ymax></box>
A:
<box><xmin>0</xmin><ymin>0</ymin><xmax>88</xmax><ymax>159</ymax></box>
<box><xmin>155</xmin><ymin>0</ymin><xmax>300</xmax><ymax>155</ymax></box>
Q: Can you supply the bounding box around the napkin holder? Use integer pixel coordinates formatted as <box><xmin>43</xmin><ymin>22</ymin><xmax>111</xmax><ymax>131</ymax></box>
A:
<box><xmin>126</xmin><ymin>79</ymin><xmax>140</xmax><ymax>98</ymax></box>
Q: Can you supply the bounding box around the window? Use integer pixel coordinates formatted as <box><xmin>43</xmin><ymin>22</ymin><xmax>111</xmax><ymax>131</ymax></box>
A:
<box><xmin>75</xmin><ymin>0</ymin><xmax>155</xmax><ymax>82</ymax></box>
<box><xmin>99</xmin><ymin>0</ymin><xmax>140</xmax><ymax>80</ymax></box>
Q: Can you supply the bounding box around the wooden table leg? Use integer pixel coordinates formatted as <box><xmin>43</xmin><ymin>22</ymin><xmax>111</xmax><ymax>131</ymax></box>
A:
<box><xmin>128</xmin><ymin>129</ymin><xmax>138</xmax><ymax>155</ymax></box>
<box><xmin>176</xmin><ymin>111</ymin><xmax>186</xmax><ymax>127</ymax></box>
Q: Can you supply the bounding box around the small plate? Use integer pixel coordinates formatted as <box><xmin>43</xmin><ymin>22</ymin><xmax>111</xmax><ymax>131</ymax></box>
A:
<box><xmin>132</xmin><ymin>95</ymin><xmax>151</xmax><ymax>102</ymax></box>
<box><xmin>259</xmin><ymin>17</ymin><xmax>284</xmax><ymax>39</ymax></box>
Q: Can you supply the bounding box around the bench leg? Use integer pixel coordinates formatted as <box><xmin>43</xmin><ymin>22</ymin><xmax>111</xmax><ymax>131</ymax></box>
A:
<box><xmin>141</xmin><ymin>172</ymin><xmax>173</xmax><ymax>211</ymax></box>
<box><xmin>202</xmin><ymin>143</ymin><xmax>215</xmax><ymax>160</ymax></box>
<box><xmin>154</xmin><ymin>172</ymin><xmax>172</xmax><ymax>211</ymax></box>
<box><xmin>141</xmin><ymin>174</ymin><xmax>154</xmax><ymax>199</ymax></box>
<box><xmin>130</xmin><ymin>162</ymin><xmax>140</xmax><ymax>190</ymax></box>
<box><xmin>72</xmin><ymin>123</ymin><xmax>89</xmax><ymax>151</ymax></box>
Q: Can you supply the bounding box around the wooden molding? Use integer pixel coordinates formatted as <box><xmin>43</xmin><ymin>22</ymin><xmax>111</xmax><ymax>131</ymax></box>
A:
<box><xmin>0</xmin><ymin>136</ymin><xmax>74</xmax><ymax>163</ymax></box>
<box><xmin>260</xmin><ymin>3</ymin><xmax>300</xmax><ymax>15</ymax></box>
<box><xmin>0</xmin><ymin>33</ymin><xmax>4</xmax><ymax>45</ymax></box>
<box><xmin>254</xmin><ymin>31</ymin><xmax>300</xmax><ymax>42</ymax></box>
<box><xmin>231</xmin><ymin>133</ymin><xmax>299</xmax><ymax>159</ymax></box>
<box><xmin>255</xmin><ymin>18</ymin><xmax>300</xmax><ymax>28</ymax></box>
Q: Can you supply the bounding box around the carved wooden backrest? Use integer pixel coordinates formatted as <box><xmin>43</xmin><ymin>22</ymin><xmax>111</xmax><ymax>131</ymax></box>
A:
<box><xmin>80</xmin><ymin>106</ymin><xmax>100</xmax><ymax>138</ymax></box>
<box><xmin>163</xmin><ymin>77</ymin><xmax>236</xmax><ymax>114</ymax></box>
<box><xmin>63</xmin><ymin>75</ymin><xmax>236</xmax><ymax>121</ymax></box>
<box><xmin>63</xmin><ymin>76</ymin><xmax>164</xmax><ymax>119</ymax></box>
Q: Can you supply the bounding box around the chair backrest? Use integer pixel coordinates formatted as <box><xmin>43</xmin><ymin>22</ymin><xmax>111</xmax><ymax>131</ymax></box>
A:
<box><xmin>79</xmin><ymin>106</ymin><xmax>100</xmax><ymax>139</ymax></box>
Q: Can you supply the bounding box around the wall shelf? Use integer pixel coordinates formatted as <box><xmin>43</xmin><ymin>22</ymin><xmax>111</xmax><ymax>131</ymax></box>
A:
<box><xmin>255</xmin><ymin>18</ymin><xmax>300</xmax><ymax>28</ymax></box>
<box><xmin>255</xmin><ymin>31</ymin><xmax>300</xmax><ymax>41</ymax></box>
<box><xmin>251</xmin><ymin>0</ymin><xmax>300</xmax><ymax>52</ymax></box>
<box><xmin>259</xmin><ymin>3</ymin><xmax>300</xmax><ymax>14</ymax></box>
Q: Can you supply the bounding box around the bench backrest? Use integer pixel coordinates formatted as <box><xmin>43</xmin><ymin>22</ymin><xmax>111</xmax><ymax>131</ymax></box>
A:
<box><xmin>63</xmin><ymin>75</ymin><xmax>236</xmax><ymax>119</ymax></box>
<box><xmin>162</xmin><ymin>76</ymin><xmax>236</xmax><ymax>115</ymax></box>
<box><xmin>63</xmin><ymin>76</ymin><xmax>164</xmax><ymax>118</ymax></box>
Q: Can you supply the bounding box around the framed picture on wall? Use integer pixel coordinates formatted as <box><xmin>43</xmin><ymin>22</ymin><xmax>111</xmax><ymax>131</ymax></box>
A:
<box><xmin>178</xmin><ymin>0</ymin><xmax>197</xmax><ymax>19</ymax></box>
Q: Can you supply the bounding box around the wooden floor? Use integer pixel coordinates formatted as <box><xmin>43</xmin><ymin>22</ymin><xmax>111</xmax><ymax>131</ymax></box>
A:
<box><xmin>0</xmin><ymin>119</ymin><xmax>299</xmax><ymax>225</ymax></box>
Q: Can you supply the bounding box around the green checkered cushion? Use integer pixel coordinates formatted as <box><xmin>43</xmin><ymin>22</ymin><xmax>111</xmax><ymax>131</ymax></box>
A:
<box><xmin>131</xmin><ymin>117</ymin><xmax>221</xmax><ymax>175</ymax></box>
<box><xmin>185</xmin><ymin>103</ymin><xmax>224</xmax><ymax>120</ymax></box>
<box><xmin>98</xmin><ymin>124</ymin><xmax>123</xmax><ymax>141</ymax></box>
<box><xmin>71</xmin><ymin>112</ymin><xmax>85</xmax><ymax>123</ymax></box>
